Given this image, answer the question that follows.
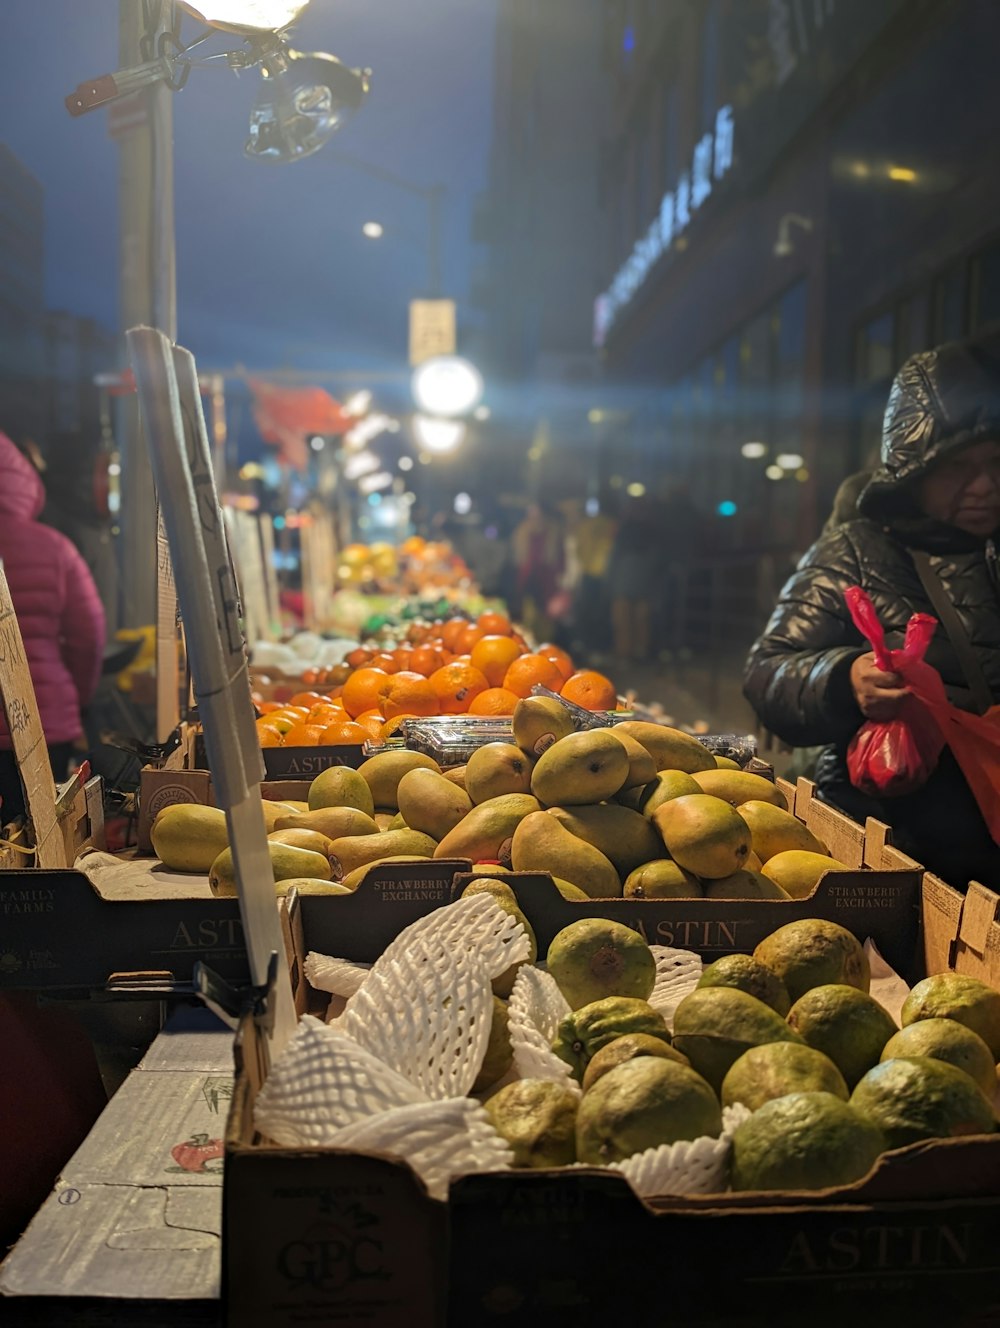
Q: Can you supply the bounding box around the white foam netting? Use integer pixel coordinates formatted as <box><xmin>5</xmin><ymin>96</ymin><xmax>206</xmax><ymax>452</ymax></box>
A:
<box><xmin>340</xmin><ymin>939</ymin><xmax>495</xmax><ymax>1100</ymax></box>
<box><xmin>506</xmin><ymin>965</ymin><xmax>577</xmax><ymax>1090</ymax></box>
<box><xmin>647</xmin><ymin>945</ymin><xmax>704</xmax><ymax>1029</ymax></box>
<box><xmin>254</xmin><ymin>1017</ymin><xmax>424</xmax><ymax>1146</ymax></box>
<box><xmin>304</xmin><ymin>953</ymin><xmax>371</xmax><ymax>997</ymax></box>
<box><xmin>325</xmin><ymin>1098</ymin><xmax>513</xmax><ymax>1202</ymax></box>
<box><xmin>604</xmin><ymin>1103</ymin><xmax>751</xmax><ymax>1197</ymax></box>
<box><xmin>350</xmin><ymin>893</ymin><xmax>532</xmax><ymax>997</ymax></box>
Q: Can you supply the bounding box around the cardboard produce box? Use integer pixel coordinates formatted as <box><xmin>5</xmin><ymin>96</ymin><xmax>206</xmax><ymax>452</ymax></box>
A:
<box><xmin>137</xmin><ymin>722</ymin><xmax>326</xmax><ymax>851</ymax></box>
<box><xmin>921</xmin><ymin>871</ymin><xmax>1000</xmax><ymax>985</ymax></box>
<box><xmin>295</xmin><ymin>776</ymin><xmax>923</xmax><ymax>978</ymax></box>
<box><xmin>0</xmin><ymin>862</ymin><xmax>249</xmax><ymax>992</ymax></box>
<box><xmin>224</xmin><ymin>885</ymin><xmax>1000</xmax><ymax>1328</ymax></box>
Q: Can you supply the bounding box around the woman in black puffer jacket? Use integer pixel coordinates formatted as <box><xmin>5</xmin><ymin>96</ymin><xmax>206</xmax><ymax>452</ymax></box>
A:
<box><xmin>744</xmin><ymin>334</ymin><xmax>1000</xmax><ymax>890</ymax></box>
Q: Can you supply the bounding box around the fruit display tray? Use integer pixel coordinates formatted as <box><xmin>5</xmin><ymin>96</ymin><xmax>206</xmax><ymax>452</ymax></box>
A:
<box><xmin>224</xmin><ymin>884</ymin><xmax>1000</xmax><ymax>1328</ymax></box>
<box><xmin>294</xmin><ymin>778</ymin><xmax>924</xmax><ymax>979</ymax></box>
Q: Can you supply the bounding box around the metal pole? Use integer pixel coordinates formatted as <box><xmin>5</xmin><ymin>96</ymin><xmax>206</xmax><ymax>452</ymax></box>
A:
<box><xmin>117</xmin><ymin>0</ymin><xmax>176</xmax><ymax>630</ymax></box>
<box><xmin>427</xmin><ymin>183</ymin><xmax>445</xmax><ymax>298</ymax></box>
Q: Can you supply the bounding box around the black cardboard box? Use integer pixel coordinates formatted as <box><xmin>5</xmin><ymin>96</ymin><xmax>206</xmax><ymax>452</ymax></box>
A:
<box><xmin>294</xmin><ymin>777</ymin><xmax>923</xmax><ymax>976</ymax></box>
<box><xmin>0</xmin><ymin>867</ymin><xmax>248</xmax><ymax>992</ymax></box>
<box><xmin>225</xmin><ymin>1001</ymin><xmax>1000</xmax><ymax>1328</ymax></box>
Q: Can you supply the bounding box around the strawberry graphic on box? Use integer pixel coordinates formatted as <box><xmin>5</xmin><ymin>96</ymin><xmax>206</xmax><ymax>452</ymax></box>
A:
<box><xmin>168</xmin><ymin>1134</ymin><xmax>224</xmax><ymax>1173</ymax></box>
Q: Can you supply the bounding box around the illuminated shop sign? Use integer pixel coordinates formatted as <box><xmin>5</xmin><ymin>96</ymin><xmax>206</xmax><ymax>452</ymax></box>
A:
<box><xmin>594</xmin><ymin>105</ymin><xmax>735</xmax><ymax>346</ymax></box>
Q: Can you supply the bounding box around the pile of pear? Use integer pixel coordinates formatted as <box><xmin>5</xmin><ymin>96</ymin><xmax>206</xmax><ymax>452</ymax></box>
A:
<box><xmin>150</xmin><ymin>694</ymin><xmax>850</xmax><ymax>900</ymax></box>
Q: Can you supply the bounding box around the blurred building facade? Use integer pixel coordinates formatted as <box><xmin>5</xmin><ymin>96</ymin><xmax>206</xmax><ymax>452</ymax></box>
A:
<box><xmin>0</xmin><ymin>144</ymin><xmax>45</xmax><ymax>444</ymax></box>
<box><xmin>44</xmin><ymin>311</ymin><xmax>115</xmax><ymax>443</ymax></box>
<box><xmin>593</xmin><ymin>0</ymin><xmax>1000</xmax><ymax>554</ymax></box>
<box><xmin>474</xmin><ymin>0</ymin><xmax>608</xmax><ymax>506</ymax></box>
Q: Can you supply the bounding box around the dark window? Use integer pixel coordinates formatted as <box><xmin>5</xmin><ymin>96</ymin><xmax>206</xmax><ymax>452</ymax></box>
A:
<box><xmin>857</xmin><ymin>312</ymin><xmax>895</xmax><ymax>384</ymax></box>
<box><xmin>896</xmin><ymin>291</ymin><xmax>930</xmax><ymax>363</ymax></box>
<box><xmin>971</xmin><ymin>244</ymin><xmax>1000</xmax><ymax>331</ymax></box>
<box><xmin>700</xmin><ymin>0</ymin><xmax>722</xmax><ymax>132</ymax></box>
<box><xmin>933</xmin><ymin>265</ymin><xmax>966</xmax><ymax>343</ymax></box>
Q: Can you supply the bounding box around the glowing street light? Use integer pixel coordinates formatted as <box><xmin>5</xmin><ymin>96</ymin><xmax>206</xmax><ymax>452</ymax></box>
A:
<box><xmin>180</xmin><ymin>1</ymin><xmax>310</xmax><ymax>30</ymax></box>
<box><xmin>741</xmin><ymin>441</ymin><xmax>767</xmax><ymax>459</ymax></box>
<box><xmin>362</xmin><ymin>221</ymin><xmax>384</xmax><ymax>239</ymax></box>
<box><xmin>413</xmin><ymin>416</ymin><xmax>466</xmax><ymax>454</ymax></box>
<box><xmin>776</xmin><ymin>453</ymin><xmax>805</xmax><ymax>470</ymax></box>
<box><xmin>412</xmin><ymin>356</ymin><xmax>483</xmax><ymax>418</ymax></box>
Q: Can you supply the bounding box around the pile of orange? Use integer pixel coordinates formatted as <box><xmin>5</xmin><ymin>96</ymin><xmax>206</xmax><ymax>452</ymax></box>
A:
<box><xmin>253</xmin><ymin>611</ymin><xmax>619</xmax><ymax>749</ymax></box>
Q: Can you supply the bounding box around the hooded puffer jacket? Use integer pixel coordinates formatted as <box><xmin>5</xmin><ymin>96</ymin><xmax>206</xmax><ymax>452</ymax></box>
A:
<box><xmin>744</xmin><ymin>336</ymin><xmax>1000</xmax><ymax>886</ymax></box>
<box><xmin>0</xmin><ymin>432</ymin><xmax>105</xmax><ymax>747</ymax></box>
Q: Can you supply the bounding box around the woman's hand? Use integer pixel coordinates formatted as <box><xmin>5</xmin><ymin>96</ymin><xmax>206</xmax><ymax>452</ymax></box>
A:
<box><xmin>850</xmin><ymin>652</ymin><xmax>908</xmax><ymax>720</ymax></box>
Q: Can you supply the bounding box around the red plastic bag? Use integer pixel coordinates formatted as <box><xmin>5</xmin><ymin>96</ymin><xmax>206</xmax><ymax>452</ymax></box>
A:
<box><xmin>844</xmin><ymin>587</ymin><xmax>944</xmax><ymax>797</ymax></box>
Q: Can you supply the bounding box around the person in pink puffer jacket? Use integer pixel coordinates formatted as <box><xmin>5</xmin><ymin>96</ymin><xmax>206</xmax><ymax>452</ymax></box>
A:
<box><xmin>0</xmin><ymin>431</ymin><xmax>105</xmax><ymax>820</ymax></box>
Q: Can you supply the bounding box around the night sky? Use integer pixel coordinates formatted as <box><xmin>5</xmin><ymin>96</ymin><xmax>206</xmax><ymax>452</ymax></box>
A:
<box><xmin>1</xmin><ymin>0</ymin><xmax>496</xmax><ymax>392</ymax></box>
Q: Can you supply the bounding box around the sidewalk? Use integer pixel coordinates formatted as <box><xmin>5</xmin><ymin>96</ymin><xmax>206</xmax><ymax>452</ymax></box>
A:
<box><xmin>609</xmin><ymin>652</ymin><xmax>756</xmax><ymax>734</ymax></box>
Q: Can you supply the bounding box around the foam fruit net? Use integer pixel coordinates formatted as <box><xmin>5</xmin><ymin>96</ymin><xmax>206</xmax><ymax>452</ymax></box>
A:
<box><xmin>257</xmin><ymin>896</ymin><xmax>739</xmax><ymax>1200</ymax></box>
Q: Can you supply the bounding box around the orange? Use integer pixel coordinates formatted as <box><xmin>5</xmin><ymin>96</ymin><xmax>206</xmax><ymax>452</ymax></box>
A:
<box><xmin>382</xmin><ymin>712</ymin><xmax>416</xmax><ymax>738</ymax></box>
<box><xmin>477</xmin><ymin>610</ymin><xmax>512</xmax><ymax>636</ymax></box>
<box><xmin>319</xmin><ymin>720</ymin><xmax>371</xmax><ymax>745</ymax></box>
<box><xmin>290</xmin><ymin>691</ymin><xmax>327</xmax><ymax>708</ymax></box>
<box><xmin>440</xmin><ymin>617</ymin><xmax>470</xmax><ymax>652</ymax></box>
<box><xmin>256</xmin><ymin>723</ymin><xmax>284</xmax><ymax>747</ymax></box>
<box><xmin>306</xmin><ymin>703</ymin><xmax>344</xmax><ymax>726</ymax></box>
<box><xmin>537</xmin><ymin>643</ymin><xmax>575</xmax><ymax>682</ymax></box>
<box><xmin>455</xmin><ymin>623</ymin><xmax>487</xmax><ymax>655</ymax></box>
<box><xmin>340</xmin><ymin>667</ymin><xmax>391</xmax><ymax>718</ymax></box>
<box><xmin>345</xmin><ymin>647</ymin><xmax>373</xmax><ymax>670</ymax></box>
<box><xmin>408</xmin><ymin>645</ymin><xmax>443</xmax><ymax>677</ymax></box>
<box><xmin>428</xmin><ymin>662</ymin><xmax>490</xmax><ymax>714</ymax></box>
<box><xmin>369</xmin><ymin>652</ymin><xmax>399</xmax><ymax>674</ymax></box>
<box><xmin>470</xmin><ymin>634</ymin><xmax>523</xmax><ymax>687</ymax></box>
<box><xmin>381</xmin><ymin>672</ymin><xmax>440</xmax><ymax>719</ymax></box>
<box><xmin>257</xmin><ymin>701</ymin><xmax>283</xmax><ymax>714</ymax></box>
<box><xmin>560</xmin><ymin>669</ymin><xmax>618</xmax><ymax>711</ymax></box>
<box><xmin>282</xmin><ymin>722</ymin><xmax>326</xmax><ymax>746</ymax></box>
<box><xmin>390</xmin><ymin>647</ymin><xmax>413</xmax><ymax>671</ymax></box>
<box><xmin>468</xmin><ymin>687</ymin><xmax>520</xmax><ymax>716</ymax></box>
<box><xmin>502</xmin><ymin>653</ymin><xmax>565</xmax><ymax>698</ymax></box>
<box><xmin>353</xmin><ymin>709</ymin><xmax>387</xmax><ymax>741</ymax></box>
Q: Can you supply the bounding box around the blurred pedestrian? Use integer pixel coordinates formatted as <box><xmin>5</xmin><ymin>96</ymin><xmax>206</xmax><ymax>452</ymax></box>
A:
<box><xmin>511</xmin><ymin>501</ymin><xmax>565</xmax><ymax>643</ymax></box>
<box><xmin>656</xmin><ymin>481</ymin><xmax>705</xmax><ymax>656</ymax></box>
<box><xmin>744</xmin><ymin>335</ymin><xmax>1000</xmax><ymax>889</ymax></box>
<box><xmin>567</xmin><ymin>499</ymin><xmax>617</xmax><ymax>659</ymax></box>
<box><xmin>0</xmin><ymin>432</ymin><xmax>105</xmax><ymax>824</ymax></box>
<box><xmin>38</xmin><ymin>432</ymin><xmax>118</xmax><ymax>631</ymax></box>
<box><xmin>608</xmin><ymin>494</ymin><xmax>659</xmax><ymax>662</ymax></box>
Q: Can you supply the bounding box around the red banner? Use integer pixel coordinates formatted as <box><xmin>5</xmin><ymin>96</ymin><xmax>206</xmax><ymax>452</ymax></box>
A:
<box><xmin>249</xmin><ymin>380</ymin><xmax>352</xmax><ymax>471</ymax></box>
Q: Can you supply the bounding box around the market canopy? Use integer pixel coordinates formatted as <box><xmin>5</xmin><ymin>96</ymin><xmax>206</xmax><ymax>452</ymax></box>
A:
<box><xmin>249</xmin><ymin>379</ymin><xmax>353</xmax><ymax>470</ymax></box>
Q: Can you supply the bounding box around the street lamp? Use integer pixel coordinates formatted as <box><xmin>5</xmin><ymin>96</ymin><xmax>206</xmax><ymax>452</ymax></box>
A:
<box><xmin>412</xmin><ymin>356</ymin><xmax>483</xmax><ymax>418</ymax></box>
<box><xmin>66</xmin><ymin>1</ymin><xmax>370</xmax><ymax>168</ymax></box>
<box><xmin>413</xmin><ymin>416</ymin><xmax>466</xmax><ymax>454</ymax></box>
<box><xmin>362</xmin><ymin>222</ymin><xmax>384</xmax><ymax>239</ymax></box>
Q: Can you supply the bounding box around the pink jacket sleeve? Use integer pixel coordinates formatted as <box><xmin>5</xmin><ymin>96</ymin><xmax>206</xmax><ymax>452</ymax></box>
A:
<box><xmin>59</xmin><ymin>544</ymin><xmax>106</xmax><ymax>707</ymax></box>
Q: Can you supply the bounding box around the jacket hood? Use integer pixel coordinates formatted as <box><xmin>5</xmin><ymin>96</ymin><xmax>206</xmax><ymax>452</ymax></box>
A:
<box><xmin>0</xmin><ymin>431</ymin><xmax>44</xmax><ymax>521</ymax></box>
<box><xmin>858</xmin><ymin>334</ymin><xmax>1000</xmax><ymax>537</ymax></box>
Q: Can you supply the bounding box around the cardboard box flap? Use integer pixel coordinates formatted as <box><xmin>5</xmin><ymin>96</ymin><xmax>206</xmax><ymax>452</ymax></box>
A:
<box><xmin>795</xmin><ymin>777</ymin><xmax>864</xmax><ymax>867</ymax></box>
<box><xmin>958</xmin><ymin>880</ymin><xmax>1000</xmax><ymax>957</ymax></box>
<box><xmin>0</xmin><ymin>566</ymin><xmax>66</xmax><ymax>868</ymax></box>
